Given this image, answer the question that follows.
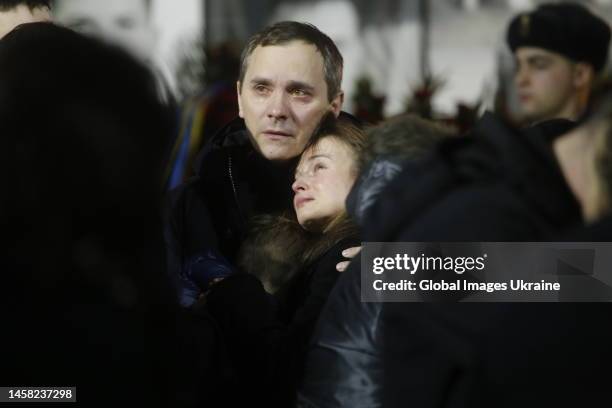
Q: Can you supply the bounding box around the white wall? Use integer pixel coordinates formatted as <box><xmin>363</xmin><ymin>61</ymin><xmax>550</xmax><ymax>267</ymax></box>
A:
<box><xmin>151</xmin><ymin>0</ymin><xmax>203</xmax><ymax>74</ymax></box>
<box><xmin>430</xmin><ymin>4</ymin><xmax>507</xmax><ymax>115</ymax></box>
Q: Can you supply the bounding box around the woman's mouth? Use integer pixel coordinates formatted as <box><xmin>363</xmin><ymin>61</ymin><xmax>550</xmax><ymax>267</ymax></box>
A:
<box><xmin>294</xmin><ymin>196</ymin><xmax>313</xmax><ymax>208</ymax></box>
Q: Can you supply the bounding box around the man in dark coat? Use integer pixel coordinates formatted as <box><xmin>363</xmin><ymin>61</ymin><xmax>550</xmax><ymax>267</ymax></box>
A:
<box><xmin>298</xmin><ymin>108</ymin><xmax>612</xmax><ymax>406</ymax></box>
<box><xmin>165</xmin><ymin>22</ymin><xmax>347</xmax><ymax>298</ymax></box>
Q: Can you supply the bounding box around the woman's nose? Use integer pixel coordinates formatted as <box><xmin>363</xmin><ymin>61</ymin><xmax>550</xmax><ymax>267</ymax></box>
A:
<box><xmin>292</xmin><ymin>177</ymin><xmax>308</xmax><ymax>193</ymax></box>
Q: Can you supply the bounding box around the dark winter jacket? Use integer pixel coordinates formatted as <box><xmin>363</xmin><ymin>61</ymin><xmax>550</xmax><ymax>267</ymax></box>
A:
<box><xmin>360</xmin><ymin>112</ymin><xmax>581</xmax><ymax>241</ymax></box>
<box><xmin>204</xmin><ymin>235</ymin><xmax>360</xmax><ymax>407</ymax></box>
<box><xmin>299</xmin><ymin>113</ymin><xmax>589</xmax><ymax>407</ymax></box>
<box><xmin>165</xmin><ymin>117</ymin><xmax>297</xmax><ymax>276</ymax></box>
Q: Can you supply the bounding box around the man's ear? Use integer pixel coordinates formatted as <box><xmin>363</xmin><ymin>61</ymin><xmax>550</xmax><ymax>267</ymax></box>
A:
<box><xmin>237</xmin><ymin>81</ymin><xmax>244</xmax><ymax>118</ymax></box>
<box><xmin>573</xmin><ymin>63</ymin><xmax>594</xmax><ymax>90</ymax></box>
<box><xmin>330</xmin><ymin>91</ymin><xmax>344</xmax><ymax>117</ymax></box>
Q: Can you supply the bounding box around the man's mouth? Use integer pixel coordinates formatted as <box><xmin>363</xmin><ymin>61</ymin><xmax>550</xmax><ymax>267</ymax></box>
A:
<box><xmin>263</xmin><ymin>130</ymin><xmax>292</xmax><ymax>139</ymax></box>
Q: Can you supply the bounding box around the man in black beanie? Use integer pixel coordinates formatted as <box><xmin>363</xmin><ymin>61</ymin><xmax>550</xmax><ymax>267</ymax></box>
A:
<box><xmin>507</xmin><ymin>2</ymin><xmax>610</xmax><ymax>123</ymax></box>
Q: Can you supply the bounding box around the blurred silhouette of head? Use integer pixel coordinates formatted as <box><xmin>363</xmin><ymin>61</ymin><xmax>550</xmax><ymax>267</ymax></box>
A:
<box><xmin>0</xmin><ymin>22</ymin><xmax>175</xmax><ymax>405</ymax></box>
<box><xmin>0</xmin><ymin>22</ymin><xmax>170</xmax><ymax>271</ymax></box>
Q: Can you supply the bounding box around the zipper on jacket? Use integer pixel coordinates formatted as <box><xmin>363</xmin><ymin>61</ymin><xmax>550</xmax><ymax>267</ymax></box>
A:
<box><xmin>228</xmin><ymin>153</ymin><xmax>246</xmax><ymax>227</ymax></box>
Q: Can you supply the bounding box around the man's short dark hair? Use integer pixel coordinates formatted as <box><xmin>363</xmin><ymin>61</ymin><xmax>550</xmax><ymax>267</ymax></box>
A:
<box><xmin>238</xmin><ymin>21</ymin><xmax>343</xmax><ymax>102</ymax></box>
<box><xmin>0</xmin><ymin>0</ymin><xmax>50</xmax><ymax>11</ymax></box>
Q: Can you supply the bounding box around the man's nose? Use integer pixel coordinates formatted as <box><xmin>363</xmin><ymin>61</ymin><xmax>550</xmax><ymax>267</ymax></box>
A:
<box><xmin>267</xmin><ymin>90</ymin><xmax>290</xmax><ymax>120</ymax></box>
<box><xmin>515</xmin><ymin>66</ymin><xmax>529</xmax><ymax>87</ymax></box>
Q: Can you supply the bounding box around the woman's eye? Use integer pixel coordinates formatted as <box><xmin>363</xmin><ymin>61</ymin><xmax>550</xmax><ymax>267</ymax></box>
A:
<box><xmin>314</xmin><ymin>163</ymin><xmax>326</xmax><ymax>171</ymax></box>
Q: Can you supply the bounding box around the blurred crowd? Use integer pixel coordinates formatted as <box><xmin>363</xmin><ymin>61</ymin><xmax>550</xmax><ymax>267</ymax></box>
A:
<box><xmin>2</xmin><ymin>0</ymin><xmax>612</xmax><ymax>407</ymax></box>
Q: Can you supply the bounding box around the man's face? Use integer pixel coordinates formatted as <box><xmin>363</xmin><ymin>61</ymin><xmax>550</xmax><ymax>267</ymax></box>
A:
<box><xmin>0</xmin><ymin>4</ymin><xmax>51</xmax><ymax>38</ymax></box>
<box><xmin>514</xmin><ymin>47</ymin><xmax>578</xmax><ymax>122</ymax></box>
<box><xmin>237</xmin><ymin>41</ymin><xmax>342</xmax><ymax>162</ymax></box>
<box><xmin>53</xmin><ymin>0</ymin><xmax>155</xmax><ymax>63</ymax></box>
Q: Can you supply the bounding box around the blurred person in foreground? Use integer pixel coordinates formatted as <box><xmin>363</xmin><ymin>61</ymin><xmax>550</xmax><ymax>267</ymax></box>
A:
<box><xmin>0</xmin><ymin>0</ymin><xmax>50</xmax><ymax>38</ymax></box>
<box><xmin>507</xmin><ymin>2</ymin><xmax>610</xmax><ymax>123</ymax></box>
<box><xmin>0</xmin><ymin>22</ymin><xmax>230</xmax><ymax>407</ymax></box>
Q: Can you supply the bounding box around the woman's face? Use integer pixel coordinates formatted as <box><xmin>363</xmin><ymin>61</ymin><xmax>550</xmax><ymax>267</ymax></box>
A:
<box><xmin>292</xmin><ymin>136</ymin><xmax>357</xmax><ymax>230</ymax></box>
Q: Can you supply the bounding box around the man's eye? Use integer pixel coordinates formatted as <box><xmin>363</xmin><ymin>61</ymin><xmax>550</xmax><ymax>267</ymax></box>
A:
<box><xmin>254</xmin><ymin>85</ymin><xmax>269</xmax><ymax>93</ymax></box>
<box><xmin>314</xmin><ymin>163</ymin><xmax>326</xmax><ymax>171</ymax></box>
<box><xmin>291</xmin><ymin>89</ymin><xmax>308</xmax><ymax>97</ymax></box>
<box><xmin>532</xmin><ymin>59</ymin><xmax>550</xmax><ymax>69</ymax></box>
